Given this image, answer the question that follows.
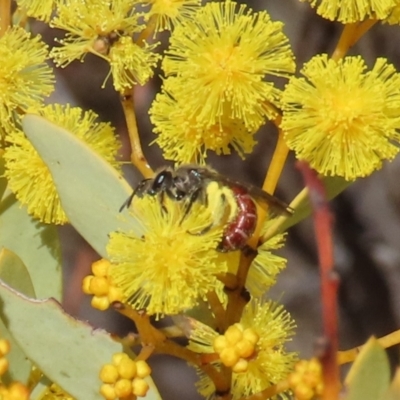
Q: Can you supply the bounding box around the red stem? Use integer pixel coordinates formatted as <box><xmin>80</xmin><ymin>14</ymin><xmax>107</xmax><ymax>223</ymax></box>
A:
<box><xmin>297</xmin><ymin>162</ymin><xmax>340</xmax><ymax>400</ymax></box>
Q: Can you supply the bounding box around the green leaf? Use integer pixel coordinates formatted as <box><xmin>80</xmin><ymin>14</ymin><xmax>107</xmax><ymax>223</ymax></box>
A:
<box><xmin>0</xmin><ymin>249</ymin><xmax>34</xmax><ymax>384</ymax></box>
<box><xmin>0</xmin><ymin>188</ymin><xmax>62</xmax><ymax>301</ymax></box>
<box><xmin>22</xmin><ymin>115</ymin><xmax>142</xmax><ymax>258</ymax></box>
<box><xmin>0</xmin><ymin>248</ymin><xmax>36</xmax><ymax>297</ymax></box>
<box><xmin>382</xmin><ymin>368</ymin><xmax>400</xmax><ymax>400</ymax></box>
<box><xmin>344</xmin><ymin>337</ymin><xmax>390</xmax><ymax>400</ymax></box>
<box><xmin>264</xmin><ymin>175</ymin><xmax>351</xmax><ymax>239</ymax></box>
<box><xmin>0</xmin><ymin>153</ymin><xmax>61</xmax><ymax>300</ymax></box>
<box><xmin>0</xmin><ymin>281</ymin><xmax>161</xmax><ymax>400</ymax></box>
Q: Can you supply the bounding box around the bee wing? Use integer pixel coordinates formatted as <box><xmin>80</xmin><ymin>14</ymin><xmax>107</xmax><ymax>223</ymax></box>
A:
<box><xmin>194</xmin><ymin>167</ymin><xmax>293</xmax><ymax>216</ymax></box>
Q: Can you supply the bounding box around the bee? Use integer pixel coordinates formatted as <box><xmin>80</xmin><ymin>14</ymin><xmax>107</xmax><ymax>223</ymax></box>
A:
<box><xmin>122</xmin><ymin>165</ymin><xmax>292</xmax><ymax>252</ymax></box>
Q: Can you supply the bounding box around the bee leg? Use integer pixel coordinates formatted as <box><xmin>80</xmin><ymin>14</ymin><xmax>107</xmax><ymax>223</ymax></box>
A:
<box><xmin>159</xmin><ymin>191</ymin><xmax>168</xmax><ymax>215</ymax></box>
<box><xmin>119</xmin><ymin>179</ymin><xmax>151</xmax><ymax>212</ymax></box>
<box><xmin>178</xmin><ymin>188</ymin><xmax>201</xmax><ymax>225</ymax></box>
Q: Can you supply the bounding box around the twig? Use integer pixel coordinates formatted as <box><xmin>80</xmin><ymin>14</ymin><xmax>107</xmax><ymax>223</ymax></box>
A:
<box><xmin>120</xmin><ymin>89</ymin><xmax>153</xmax><ymax>178</ymax></box>
<box><xmin>297</xmin><ymin>161</ymin><xmax>340</xmax><ymax>400</ymax></box>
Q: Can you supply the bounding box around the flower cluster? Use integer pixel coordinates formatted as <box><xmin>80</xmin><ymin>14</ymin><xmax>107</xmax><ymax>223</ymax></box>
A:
<box><xmin>0</xmin><ymin>27</ymin><xmax>54</xmax><ymax>136</ymax></box>
<box><xmin>49</xmin><ymin>0</ymin><xmax>160</xmax><ymax>91</ymax></box>
<box><xmin>83</xmin><ymin>259</ymin><xmax>123</xmax><ymax>311</ymax></box>
<box><xmin>189</xmin><ymin>299</ymin><xmax>297</xmax><ymax>399</ymax></box>
<box><xmin>281</xmin><ymin>55</ymin><xmax>400</xmax><ymax>181</ymax></box>
<box><xmin>100</xmin><ymin>353</ymin><xmax>151</xmax><ymax>400</ymax></box>
<box><xmin>107</xmin><ymin>195</ymin><xmax>227</xmax><ymax>316</ymax></box>
<box><xmin>150</xmin><ymin>0</ymin><xmax>295</xmax><ymax>164</ymax></box>
<box><xmin>3</xmin><ymin>104</ymin><xmax>121</xmax><ymax>224</ymax></box>
<box><xmin>213</xmin><ymin>323</ymin><xmax>260</xmax><ymax>373</ymax></box>
<box><xmin>288</xmin><ymin>358</ymin><xmax>324</xmax><ymax>400</ymax></box>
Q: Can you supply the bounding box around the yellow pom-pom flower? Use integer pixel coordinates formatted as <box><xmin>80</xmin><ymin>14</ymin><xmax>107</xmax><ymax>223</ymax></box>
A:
<box><xmin>50</xmin><ymin>0</ymin><xmax>159</xmax><ymax>91</ymax></box>
<box><xmin>83</xmin><ymin>259</ymin><xmax>123</xmax><ymax>311</ymax></box>
<box><xmin>0</xmin><ymin>27</ymin><xmax>54</xmax><ymax>135</ymax></box>
<box><xmin>281</xmin><ymin>55</ymin><xmax>400</xmax><ymax>181</ymax></box>
<box><xmin>162</xmin><ymin>1</ymin><xmax>295</xmax><ymax>131</ymax></box>
<box><xmin>189</xmin><ymin>299</ymin><xmax>298</xmax><ymax>399</ymax></box>
<box><xmin>150</xmin><ymin>78</ymin><xmax>257</xmax><ymax>164</ymax></box>
<box><xmin>3</xmin><ymin>104</ymin><xmax>121</xmax><ymax>224</ymax></box>
<box><xmin>109</xmin><ymin>36</ymin><xmax>160</xmax><ymax>91</ymax></box>
<box><xmin>99</xmin><ymin>353</ymin><xmax>151</xmax><ymax>400</ymax></box>
<box><xmin>301</xmin><ymin>0</ymin><xmax>396</xmax><ymax>22</ymax></box>
<box><xmin>107</xmin><ymin>195</ymin><xmax>226</xmax><ymax>316</ymax></box>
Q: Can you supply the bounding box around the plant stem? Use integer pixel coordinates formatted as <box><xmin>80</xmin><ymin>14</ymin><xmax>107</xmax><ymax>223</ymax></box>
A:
<box><xmin>120</xmin><ymin>89</ymin><xmax>153</xmax><ymax>178</ymax></box>
<box><xmin>137</xmin><ymin>15</ymin><xmax>158</xmax><ymax>46</ymax></box>
<box><xmin>261</xmin><ymin>186</ymin><xmax>308</xmax><ymax>242</ymax></box>
<box><xmin>206</xmin><ymin>290</ymin><xmax>226</xmax><ymax>331</ymax></box>
<box><xmin>248</xmin><ymin>126</ymin><xmax>290</xmax><ymax>249</ymax></box>
<box><xmin>297</xmin><ymin>162</ymin><xmax>340</xmax><ymax>400</ymax></box>
<box><xmin>331</xmin><ymin>23</ymin><xmax>359</xmax><ymax>61</ymax></box>
<box><xmin>0</xmin><ymin>0</ymin><xmax>11</xmax><ymax>37</ymax></box>
<box><xmin>338</xmin><ymin>329</ymin><xmax>400</xmax><ymax>364</ymax></box>
<box><xmin>352</xmin><ymin>19</ymin><xmax>378</xmax><ymax>45</ymax></box>
<box><xmin>115</xmin><ymin>304</ymin><xmax>230</xmax><ymax>393</ymax></box>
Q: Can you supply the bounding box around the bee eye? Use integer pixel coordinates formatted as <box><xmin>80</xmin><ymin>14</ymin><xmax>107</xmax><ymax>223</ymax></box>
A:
<box><xmin>152</xmin><ymin>171</ymin><xmax>172</xmax><ymax>192</ymax></box>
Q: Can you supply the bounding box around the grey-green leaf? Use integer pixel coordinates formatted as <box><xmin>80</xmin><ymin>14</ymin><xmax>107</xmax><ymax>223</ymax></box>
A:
<box><xmin>0</xmin><ymin>249</ymin><xmax>34</xmax><ymax>384</ymax></box>
<box><xmin>0</xmin><ymin>281</ymin><xmax>161</xmax><ymax>400</ymax></box>
<box><xmin>344</xmin><ymin>337</ymin><xmax>390</xmax><ymax>400</ymax></box>
<box><xmin>0</xmin><ymin>188</ymin><xmax>62</xmax><ymax>301</ymax></box>
<box><xmin>22</xmin><ymin>114</ymin><xmax>142</xmax><ymax>258</ymax></box>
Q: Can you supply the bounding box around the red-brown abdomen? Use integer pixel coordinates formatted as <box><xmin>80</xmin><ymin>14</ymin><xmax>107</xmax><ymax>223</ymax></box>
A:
<box><xmin>218</xmin><ymin>186</ymin><xmax>257</xmax><ymax>252</ymax></box>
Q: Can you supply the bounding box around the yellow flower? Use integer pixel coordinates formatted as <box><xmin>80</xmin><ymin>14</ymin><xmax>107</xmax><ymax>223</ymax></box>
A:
<box><xmin>189</xmin><ymin>299</ymin><xmax>297</xmax><ymax>399</ymax></box>
<box><xmin>140</xmin><ymin>0</ymin><xmax>201</xmax><ymax>32</ymax></box>
<box><xmin>247</xmin><ymin>233</ymin><xmax>287</xmax><ymax>298</ymax></box>
<box><xmin>162</xmin><ymin>1</ymin><xmax>295</xmax><ymax>131</ymax></box>
<box><xmin>83</xmin><ymin>259</ymin><xmax>123</xmax><ymax>311</ymax></box>
<box><xmin>16</xmin><ymin>0</ymin><xmax>59</xmax><ymax>22</ymax></box>
<box><xmin>4</xmin><ymin>104</ymin><xmax>121</xmax><ymax>224</ymax></box>
<box><xmin>107</xmin><ymin>196</ymin><xmax>226</xmax><ymax>317</ymax></box>
<box><xmin>0</xmin><ymin>27</ymin><xmax>54</xmax><ymax>135</ymax></box>
<box><xmin>100</xmin><ymin>353</ymin><xmax>151</xmax><ymax>400</ymax></box>
<box><xmin>50</xmin><ymin>0</ymin><xmax>158</xmax><ymax>90</ymax></box>
<box><xmin>301</xmin><ymin>0</ymin><xmax>397</xmax><ymax>22</ymax></box>
<box><xmin>288</xmin><ymin>358</ymin><xmax>324</xmax><ymax>400</ymax></box>
<box><xmin>109</xmin><ymin>36</ymin><xmax>160</xmax><ymax>91</ymax></box>
<box><xmin>150</xmin><ymin>78</ymin><xmax>256</xmax><ymax>164</ymax></box>
<box><xmin>281</xmin><ymin>55</ymin><xmax>400</xmax><ymax>180</ymax></box>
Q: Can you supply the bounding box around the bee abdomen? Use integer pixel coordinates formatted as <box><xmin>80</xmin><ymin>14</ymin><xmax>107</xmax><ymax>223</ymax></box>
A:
<box><xmin>218</xmin><ymin>187</ymin><xmax>258</xmax><ymax>252</ymax></box>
